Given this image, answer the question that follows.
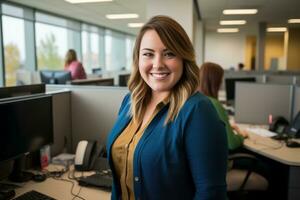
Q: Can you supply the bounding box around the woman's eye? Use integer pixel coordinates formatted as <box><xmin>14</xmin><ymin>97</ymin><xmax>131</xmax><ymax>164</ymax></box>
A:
<box><xmin>143</xmin><ymin>52</ymin><xmax>153</xmax><ymax>57</ymax></box>
<box><xmin>164</xmin><ymin>52</ymin><xmax>176</xmax><ymax>58</ymax></box>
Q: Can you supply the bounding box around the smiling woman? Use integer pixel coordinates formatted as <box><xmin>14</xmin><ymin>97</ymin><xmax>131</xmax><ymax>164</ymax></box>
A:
<box><xmin>106</xmin><ymin>15</ymin><xmax>228</xmax><ymax>200</ymax></box>
<box><xmin>138</xmin><ymin>29</ymin><xmax>183</xmax><ymax>102</ymax></box>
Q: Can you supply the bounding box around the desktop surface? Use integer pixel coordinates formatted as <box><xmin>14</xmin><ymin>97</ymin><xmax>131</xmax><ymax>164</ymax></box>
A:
<box><xmin>13</xmin><ymin>165</ymin><xmax>110</xmax><ymax>200</ymax></box>
<box><xmin>239</xmin><ymin>124</ymin><xmax>300</xmax><ymax>166</ymax></box>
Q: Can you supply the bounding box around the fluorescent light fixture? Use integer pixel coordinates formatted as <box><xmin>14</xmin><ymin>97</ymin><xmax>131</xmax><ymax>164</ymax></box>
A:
<box><xmin>217</xmin><ymin>28</ymin><xmax>239</xmax><ymax>33</ymax></box>
<box><xmin>65</xmin><ymin>0</ymin><xmax>113</xmax><ymax>3</ymax></box>
<box><xmin>288</xmin><ymin>19</ymin><xmax>300</xmax><ymax>23</ymax></box>
<box><xmin>106</xmin><ymin>14</ymin><xmax>139</xmax><ymax>19</ymax></box>
<box><xmin>128</xmin><ymin>23</ymin><xmax>144</xmax><ymax>28</ymax></box>
<box><xmin>267</xmin><ymin>27</ymin><xmax>287</xmax><ymax>32</ymax></box>
<box><xmin>223</xmin><ymin>9</ymin><xmax>258</xmax><ymax>15</ymax></box>
<box><xmin>220</xmin><ymin>20</ymin><xmax>246</xmax><ymax>25</ymax></box>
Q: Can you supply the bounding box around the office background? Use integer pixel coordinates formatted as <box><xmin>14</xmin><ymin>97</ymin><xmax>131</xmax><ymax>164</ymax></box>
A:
<box><xmin>0</xmin><ymin>0</ymin><xmax>300</xmax><ymax>87</ymax></box>
<box><xmin>0</xmin><ymin>1</ymin><xmax>300</xmax><ymax>199</ymax></box>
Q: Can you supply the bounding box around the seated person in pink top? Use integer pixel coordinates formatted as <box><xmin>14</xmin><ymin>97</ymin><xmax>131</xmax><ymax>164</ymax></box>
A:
<box><xmin>64</xmin><ymin>49</ymin><xmax>87</xmax><ymax>80</ymax></box>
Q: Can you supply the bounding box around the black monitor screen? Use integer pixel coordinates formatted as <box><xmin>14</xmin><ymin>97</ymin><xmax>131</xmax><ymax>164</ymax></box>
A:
<box><xmin>0</xmin><ymin>95</ymin><xmax>53</xmax><ymax>163</ymax></box>
<box><xmin>225</xmin><ymin>77</ymin><xmax>256</xmax><ymax>102</ymax></box>
<box><xmin>40</xmin><ymin>70</ymin><xmax>71</xmax><ymax>84</ymax></box>
<box><xmin>0</xmin><ymin>84</ymin><xmax>45</xmax><ymax>99</ymax></box>
<box><xmin>119</xmin><ymin>74</ymin><xmax>130</xmax><ymax>87</ymax></box>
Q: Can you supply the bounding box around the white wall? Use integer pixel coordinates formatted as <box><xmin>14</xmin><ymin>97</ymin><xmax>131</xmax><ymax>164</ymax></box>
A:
<box><xmin>193</xmin><ymin>13</ymin><xmax>204</xmax><ymax>65</ymax></box>
<box><xmin>146</xmin><ymin>0</ymin><xmax>193</xmax><ymax>40</ymax></box>
<box><xmin>204</xmin><ymin>31</ymin><xmax>246</xmax><ymax>69</ymax></box>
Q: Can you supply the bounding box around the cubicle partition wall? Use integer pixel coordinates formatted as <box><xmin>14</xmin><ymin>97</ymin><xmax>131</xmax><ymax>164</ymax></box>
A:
<box><xmin>235</xmin><ymin>83</ymin><xmax>293</xmax><ymax>124</ymax></box>
<box><xmin>265</xmin><ymin>75</ymin><xmax>297</xmax><ymax>85</ymax></box>
<box><xmin>293</xmin><ymin>86</ymin><xmax>300</xmax><ymax>119</ymax></box>
<box><xmin>50</xmin><ymin>91</ymin><xmax>72</xmax><ymax>156</ymax></box>
<box><xmin>47</xmin><ymin>85</ymin><xmax>128</xmax><ymax>152</ymax></box>
<box><xmin>296</xmin><ymin>76</ymin><xmax>300</xmax><ymax>85</ymax></box>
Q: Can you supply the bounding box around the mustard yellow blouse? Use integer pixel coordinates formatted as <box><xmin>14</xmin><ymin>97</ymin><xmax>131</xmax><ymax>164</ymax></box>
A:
<box><xmin>111</xmin><ymin>102</ymin><xmax>166</xmax><ymax>200</ymax></box>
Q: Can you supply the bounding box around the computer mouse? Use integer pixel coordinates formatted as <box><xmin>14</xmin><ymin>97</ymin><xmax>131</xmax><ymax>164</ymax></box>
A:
<box><xmin>286</xmin><ymin>140</ymin><xmax>300</xmax><ymax>148</ymax></box>
<box><xmin>32</xmin><ymin>174</ymin><xmax>47</xmax><ymax>182</ymax></box>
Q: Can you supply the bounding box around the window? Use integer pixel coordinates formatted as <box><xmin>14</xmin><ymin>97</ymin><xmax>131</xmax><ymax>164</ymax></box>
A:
<box><xmin>81</xmin><ymin>24</ymin><xmax>104</xmax><ymax>73</ymax></box>
<box><xmin>2</xmin><ymin>15</ymin><xmax>26</xmax><ymax>86</ymax></box>
<box><xmin>35</xmin><ymin>22</ymin><xmax>67</xmax><ymax>70</ymax></box>
<box><xmin>105</xmin><ymin>30</ymin><xmax>126</xmax><ymax>71</ymax></box>
<box><xmin>126</xmin><ymin>35</ymin><xmax>135</xmax><ymax>70</ymax></box>
<box><xmin>1</xmin><ymin>3</ymin><xmax>35</xmax><ymax>86</ymax></box>
<box><xmin>0</xmin><ymin>3</ymin><xmax>135</xmax><ymax>84</ymax></box>
<box><xmin>35</xmin><ymin>12</ymin><xmax>80</xmax><ymax>70</ymax></box>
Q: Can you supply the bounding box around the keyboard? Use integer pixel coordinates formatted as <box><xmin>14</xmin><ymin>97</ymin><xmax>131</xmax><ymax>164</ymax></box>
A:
<box><xmin>246</xmin><ymin>127</ymin><xmax>277</xmax><ymax>137</ymax></box>
<box><xmin>78</xmin><ymin>172</ymin><xmax>112</xmax><ymax>190</ymax></box>
<box><xmin>13</xmin><ymin>190</ymin><xmax>56</xmax><ymax>200</ymax></box>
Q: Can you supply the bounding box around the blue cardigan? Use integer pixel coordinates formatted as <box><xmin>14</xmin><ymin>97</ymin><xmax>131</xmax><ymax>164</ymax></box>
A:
<box><xmin>107</xmin><ymin>92</ymin><xmax>228</xmax><ymax>200</ymax></box>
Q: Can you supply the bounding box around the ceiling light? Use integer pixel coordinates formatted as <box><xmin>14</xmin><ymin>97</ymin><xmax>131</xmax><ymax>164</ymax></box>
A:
<box><xmin>106</xmin><ymin>14</ymin><xmax>139</xmax><ymax>19</ymax></box>
<box><xmin>65</xmin><ymin>0</ymin><xmax>113</xmax><ymax>3</ymax></box>
<box><xmin>223</xmin><ymin>9</ymin><xmax>258</xmax><ymax>15</ymax></box>
<box><xmin>267</xmin><ymin>27</ymin><xmax>287</xmax><ymax>32</ymax></box>
<box><xmin>128</xmin><ymin>23</ymin><xmax>144</xmax><ymax>28</ymax></box>
<box><xmin>220</xmin><ymin>20</ymin><xmax>246</xmax><ymax>25</ymax></box>
<box><xmin>288</xmin><ymin>19</ymin><xmax>300</xmax><ymax>23</ymax></box>
<box><xmin>217</xmin><ymin>28</ymin><xmax>239</xmax><ymax>33</ymax></box>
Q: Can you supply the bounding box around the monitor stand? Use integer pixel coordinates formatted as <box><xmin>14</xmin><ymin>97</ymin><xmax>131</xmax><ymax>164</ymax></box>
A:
<box><xmin>9</xmin><ymin>156</ymin><xmax>33</xmax><ymax>183</ymax></box>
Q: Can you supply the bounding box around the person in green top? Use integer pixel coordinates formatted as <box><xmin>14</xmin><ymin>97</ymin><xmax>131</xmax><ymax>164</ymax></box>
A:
<box><xmin>198</xmin><ymin>62</ymin><xmax>248</xmax><ymax>152</ymax></box>
<box><xmin>198</xmin><ymin>62</ymin><xmax>270</xmax><ymax>195</ymax></box>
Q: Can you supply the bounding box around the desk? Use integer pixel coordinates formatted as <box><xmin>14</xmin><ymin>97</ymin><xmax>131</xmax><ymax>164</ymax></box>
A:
<box><xmin>239</xmin><ymin>124</ymin><xmax>300</xmax><ymax>200</ymax></box>
<box><xmin>14</xmin><ymin>165</ymin><xmax>111</xmax><ymax>200</ymax></box>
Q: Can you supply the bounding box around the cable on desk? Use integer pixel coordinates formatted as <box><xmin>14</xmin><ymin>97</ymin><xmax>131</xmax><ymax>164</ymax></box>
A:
<box><xmin>52</xmin><ymin>170</ymin><xmax>86</xmax><ymax>200</ymax></box>
<box><xmin>72</xmin><ymin>186</ymin><xmax>82</xmax><ymax>200</ymax></box>
<box><xmin>70</xmin><ymin>171</ymin><xmax>84</xmax><ymax>200</ymax></box>
<box><xmin>68</xmin><ymin>169</ymin><xmax>82</xmax><ymax>181</ymax></box>
<box><xmin>249</xmin><ymin>138</ymin><xmax>284</xmax><ymax>150</ymax></box>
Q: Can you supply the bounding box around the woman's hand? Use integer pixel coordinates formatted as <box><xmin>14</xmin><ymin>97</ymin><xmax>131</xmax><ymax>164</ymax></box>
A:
<box><xmin>230</xmin><ymin>122</ymin><xmax>248</xmax><ymax>138</ymax></box>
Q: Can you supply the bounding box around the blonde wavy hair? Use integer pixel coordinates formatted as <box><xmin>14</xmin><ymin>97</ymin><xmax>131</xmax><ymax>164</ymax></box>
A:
<box><xmin>128</xmin><ymin>15</ymin><xmax>199</xmax><ymax>124</ymax></box>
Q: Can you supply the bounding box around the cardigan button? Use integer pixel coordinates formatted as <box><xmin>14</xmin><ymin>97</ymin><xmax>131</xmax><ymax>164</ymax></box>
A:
<box><xmin>134</xmin><ymin>177</ymin><xmax>139</xmax><ymax>182</ymax></box>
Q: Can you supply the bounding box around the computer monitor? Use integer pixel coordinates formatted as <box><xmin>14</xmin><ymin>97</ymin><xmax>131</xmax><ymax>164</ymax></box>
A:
<box><xmin>92</xmin><ymin>68</ymin><xmax>102</xmax><ymax>75</ymax></box>
<box><xmin>0</xmin><ymin>84</ymin><xmax>45</xmax><ymax>99</ymax></box>
<box><xmin>0</xmin><ymin>95</ymin><xmax>53</xmax><ymax>181</ymax></box>
<box><xmin>40</xmin><ymin>70</ymin><xmax>72</xmax><ymax>84</ymax></box>
<box><xmin>225</xmin><ymin>77</ymin><xmax>256</xmax><ymax>104</ymax></box>
<box><xmin>235</xmin><ymin>83</ymin><xmax>293</xmax><ymax>124</ymax></box>
<box><xmin>119</xmin><ymin>74</ymin><xmax>130</xmax><ymax>87</ymax></box>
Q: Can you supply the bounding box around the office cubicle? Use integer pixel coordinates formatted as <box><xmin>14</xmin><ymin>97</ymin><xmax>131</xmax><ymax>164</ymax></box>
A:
<box><xmin>235</xmin><ymin>83</ymin><xmax>293</xmax><ymax>124</ymax></box>
<box><xmin>265</xmin><ymin>75</ymin><xmax>297</xmax><ymax>85</ymax></box>
<box><xmin>70</xmin><ymin>77</ymin><xmax>114</xmax><ymax>86</ymax></box>
<box><xmin>296</xmin><ymin>76</ymin><xmax>300</xmax><ymax>85</ymax></box>
<box><xmin>47</xmin><ymin>85</ymin><xmax>128</xmax><ymax>152</ymax></box>
<box><xmin>50</xmin><ymin>92</ymin><xmax>72</xmax><ymax>156</ymax></box>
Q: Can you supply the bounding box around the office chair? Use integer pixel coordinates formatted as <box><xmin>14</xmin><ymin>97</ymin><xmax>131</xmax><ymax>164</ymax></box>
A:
<box><xmin>227</xmin><ymin>153</ymin><xmax>269</xmax><ymax>200</ymax></box>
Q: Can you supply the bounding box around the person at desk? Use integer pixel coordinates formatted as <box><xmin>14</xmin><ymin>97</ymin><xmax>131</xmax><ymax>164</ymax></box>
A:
<box><xmin>107</xmin><ymin>16</ymin><xmax>228</xmax><ymax>200</ymax></box>
<box><xmin>198</xmin><ymin>62</ymin><xmax>248</xmax><ymax>152</ymax></box>
<box><xmin>237</xmin><ymin>62</ymin><xmax>244</xmax><ymax>71</ymax></box>
<box><xmin>64</xmin><ymin>49</ymin><xmax>87</xmax><ymax>80</ymax></box>
<box><xmin>198</xmin><ymin>62</ymin><xmax>270</xmax><ymax>196</ymax></box>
